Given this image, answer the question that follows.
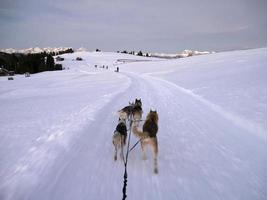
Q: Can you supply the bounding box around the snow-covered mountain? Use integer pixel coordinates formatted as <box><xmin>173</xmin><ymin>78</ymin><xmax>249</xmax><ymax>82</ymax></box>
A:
<box><xmin>0</xmin><ymin>48</ymin><xmax>266</xmax><ymax>200</ymax></box>
<box><xmin>76</xmin><ymin>47</ymin><xmax>88</xmax><ymax>52</ymax></box>
<box><xmin>0</xmin><ymin>47</ymin><xmax>73</xmax><ymax>54</ymax></box>
<box><xmin>150</xmin><ymin>49</ymin><xmax>214</xmax><ymax>58</ymax></box>
<box><xmin>0</xmin><ymin>47</ymin><xmax>213</xmax><ymax>58</ymax></box>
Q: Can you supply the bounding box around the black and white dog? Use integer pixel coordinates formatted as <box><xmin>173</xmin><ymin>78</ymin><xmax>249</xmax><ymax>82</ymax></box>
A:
<box><xmin>112</xmin><ymin>118</ymin><xmax>127</xmax><ymax>161</ymax></box>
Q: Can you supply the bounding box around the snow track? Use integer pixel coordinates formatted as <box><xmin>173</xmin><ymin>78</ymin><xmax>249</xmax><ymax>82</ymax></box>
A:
<box><xmin>0</xmin><ymin>50</ymin><xmax>266</xmax><ymax>200</ymax></box>
<box><xmin>145</xmin><ymin>74</ymin><xmax>267</xmax><ymax>140</ymax></box>
<box><xmin>28</xmin><ymin>71</ymin><xmax>267</xmax><ymax>200</ymax></box>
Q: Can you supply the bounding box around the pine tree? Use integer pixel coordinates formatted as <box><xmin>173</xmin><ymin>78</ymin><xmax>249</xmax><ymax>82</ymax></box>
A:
<box><xmin>46</xmin><ymin>54</ymin><xmax>55</xmax><ymax>71</ymax></box>
<box><xmin>137</xmin><ymin>51</ymin><xmax>143</xmax><ymax>56</ymax></box>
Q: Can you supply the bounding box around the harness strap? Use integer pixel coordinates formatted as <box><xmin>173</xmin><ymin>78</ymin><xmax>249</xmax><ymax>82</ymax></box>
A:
<box><xmin>129</xmin><ymin>139</ymin><xmax>141</xmax><ymax>153</ymax></box>
<box><xmin>121</xmin><ymin>116</ymin><xmax>144</xmax><ymax>199</ymax></box>
<box><xmin>122</xmin><ymin>115</ymin><xmax>133</xmax><ymax>200</ymax></box>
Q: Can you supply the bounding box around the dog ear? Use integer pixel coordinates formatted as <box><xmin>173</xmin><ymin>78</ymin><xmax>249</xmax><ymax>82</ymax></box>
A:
<box><xmin>150</xmin><ymin>108</ymin><xmax>156</xmax><ymax>112</ymax></box>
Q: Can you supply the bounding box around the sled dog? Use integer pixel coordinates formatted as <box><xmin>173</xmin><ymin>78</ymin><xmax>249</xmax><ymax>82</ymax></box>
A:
<box><xmin>132</xmin><ymin>98</ymin><xmax>143</xmax><ymax>125</ymax></box>
<box><xmin>118</xmin><ymin>102</ymin><xmax>135</xmax><ymax>120</ymax></box>
<box><xmin>118</xmin><ymin>98</ymin><xmax>143</xmax><ymax>122</ymax></box>
<box><xmin>134</xmin><ymin>98</ymin><xmax>142</xmax><ymax>107</ymax></box>
<box><xmin>132</xmin><ymin>110</ymin><xmax>159</xmax><ymax>174</ymax></box>
<box><xmin>112</xmin><ymin>118</ymin><xmax>127</xmax><ymax>161</ymax></box>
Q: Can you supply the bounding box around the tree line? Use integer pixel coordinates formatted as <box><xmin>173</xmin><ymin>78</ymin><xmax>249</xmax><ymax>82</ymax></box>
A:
<box><xmin>0</xmin><ymin>48</ymin><xmax>73</xmax><ymax>75</ymax></box>
<box><xmin>117</xmin><ymin>50</ymin><xmax>149</xmax><ymax>57</ymax></box>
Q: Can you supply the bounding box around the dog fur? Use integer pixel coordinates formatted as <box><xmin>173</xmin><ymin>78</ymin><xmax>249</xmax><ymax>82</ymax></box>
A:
<box><xmin>118</xmin><ymin>98</ymin><xmax>143</xmax><ymax>122</ymax></box>
<box><xmin>132</xmin><ymin>99</ymin><xmax>143</xmax><ymax>125</ymax></box>
<box><xmin>134</xmin><ymin>98</ymin><xmax>142</xmax><ymax>107</ymax></box>
<box><xmin>118</xmin><ymin>101</ymin><xmax>135</xmax><ymax>120</ymax></box>
<box><xmin>132</xmin><ymin>110</ymin><xmax>159</xmax><ymax>174</ymax></box>
<box><xmin>112</xmin><ymin>118</ymin><xmax>127</xmax><ymax>161</ymax></box>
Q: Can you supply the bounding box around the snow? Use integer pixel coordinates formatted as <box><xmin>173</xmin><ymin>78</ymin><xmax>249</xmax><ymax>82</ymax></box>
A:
<box><xmin>150</xmin><ymin>49</ymin><xmax>213</xmax><ymax>58</ymax></box>
<box><xmin>0</xmin><ymin>48</ymin><xmax>267</xmax><ymax>200</ymax></box>
<box><xmin>76</xmin><ymin>47</ymin><xmax>88</xmax><ymax>52</ymax></box>
<box><xmin>0</xmin><ymin>47</ymin><xmax>212</xmax><ymax>58</ymax></box>
<box><xmin>0</xmin><ymin>47</ymin><xmax>73</xmax><ymax>54</ymax></box>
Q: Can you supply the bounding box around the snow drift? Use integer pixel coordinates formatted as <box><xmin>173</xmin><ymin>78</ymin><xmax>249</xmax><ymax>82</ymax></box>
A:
<box><xmin>0</xmin><ymin>48</ymin><xmax>266</xmax><ymax>200</ymax></box>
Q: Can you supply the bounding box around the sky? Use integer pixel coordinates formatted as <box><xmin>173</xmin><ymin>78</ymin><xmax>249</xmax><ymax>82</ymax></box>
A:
<box><xmin>0</xmin><ymin>0</ymin><xmax>267</xmax><ymax>53</ymax></box>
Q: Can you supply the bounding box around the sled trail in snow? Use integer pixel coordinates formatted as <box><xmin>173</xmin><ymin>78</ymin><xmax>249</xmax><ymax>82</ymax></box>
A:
<box><xmin>0</xmin><ymin>49</ymin><xmax>266</xmax><ymax>200</ymax></box>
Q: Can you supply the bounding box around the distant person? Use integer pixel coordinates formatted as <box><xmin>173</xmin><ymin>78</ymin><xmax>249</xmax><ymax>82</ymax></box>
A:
<box><xmin>117</xmin><ymin>67</ymin><xmax>119</xmax><ymax>72</ymax></box>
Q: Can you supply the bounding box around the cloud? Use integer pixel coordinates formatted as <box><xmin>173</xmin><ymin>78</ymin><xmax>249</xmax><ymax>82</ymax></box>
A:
<box><xmin>0</xmin><ymin>0</ymin><xmax>267</xmax><ymax>52</ymax></box>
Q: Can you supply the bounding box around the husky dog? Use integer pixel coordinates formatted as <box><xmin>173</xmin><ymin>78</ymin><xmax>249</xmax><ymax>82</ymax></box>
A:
<box><xmin>118</xmin><ymin>102</ymin><xmax>135</xmax><ymax>120</ymax></box>
<box><xmin>133</xmin><ymin>110</ymin><xmax>159</xmax><ymax>174</ymax></box>
<box><xmin>132</xmin><ymin>98</ymin><xmax>143</xmax><ymax>125</ymax></box>
<box><xmin>118</xmin><ymin>98</ymin><xmax>143</xmax><ymax>121</ymax></box>
<box><xmin>112</xmin><ymin>118</ymin><xmax>127</xmax><ymax>161</ymax></box>
<box><xmin>134</xmin><ymin>98</ymin><xmax>142</xmax><ymax>107</ymax></box>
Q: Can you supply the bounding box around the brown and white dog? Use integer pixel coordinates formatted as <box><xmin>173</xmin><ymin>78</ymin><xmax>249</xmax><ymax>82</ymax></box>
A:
<box><xmin>112</xmin><ymin>118</ymin><xmax>127</xmax><ymax>161</ymax></box>
<box><xmin>132</xmin><ymin>110</ymin><xmax>159</xmax><ymax>174</ymax></box>
<box><xmin>132</xmin><ymin>98</ymin><xmax>143</xmax><ymax>125</ymax></box>
<box><xmin>118</xmin><ymin>101</ymin><xmax>135</xmax><ymax>120</ymax></box>
<box><xmin>118</xmin><ymin>98</ymin><xmax>143</xmax><ymax>123</ymax></box>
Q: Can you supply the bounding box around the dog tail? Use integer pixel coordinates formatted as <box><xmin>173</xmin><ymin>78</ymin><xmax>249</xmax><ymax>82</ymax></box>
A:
<box><xmin>132</xmin><ymin>125</ymin><xmax>149</xmax><ymax>139</ymax></box>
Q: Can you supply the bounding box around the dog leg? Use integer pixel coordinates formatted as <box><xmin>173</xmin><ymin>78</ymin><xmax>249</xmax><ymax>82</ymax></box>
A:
<box><xmin>132</xmin><ymin>114</ymin><xmax>138</xmax><ymax>126</ymax></box>
<box><xmin>153</xmin><ymin>156</ymin><xmax>158</xmax><ymax>174</ymax></box>
<box><xmin>152</xmin><ymin>139</ymin><xmax>158</xmax><ymax>174</ymax></box>
<box><xmin>120</xmin><ymin>138</ymin><xmax>124</xmax><ymax>160</ymax></box>
<box><xmin>114</xmin><ymin>145</ymin><xmax>118</xmax><ymax>161</ymax></box>
<box><xmin>137</xmin><ymin>115</ymin><xmax>142</xmax><ymax>126</ymax></box>
<box><xmin>132</xmin><ymin>116</ymin><xmax>137</xmax><ymax>126</ymax></box>
<box><xmin>133</xmin><ymin>118</ymin><xmax>140</xmax><ymax>127</ymax></box>
<box><xmin>141</xmin><ymin>141</ymin><xmax>147</xmax><ymax>160</ymax></box>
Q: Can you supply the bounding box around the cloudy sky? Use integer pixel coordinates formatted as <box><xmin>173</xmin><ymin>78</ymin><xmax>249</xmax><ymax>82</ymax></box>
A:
<box><xmin>0</xmin><ymin>0</ymin><xmax>267</xmax><ymax>52</ymax></box>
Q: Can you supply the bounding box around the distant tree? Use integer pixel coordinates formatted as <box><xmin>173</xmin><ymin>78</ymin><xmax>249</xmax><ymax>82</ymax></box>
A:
<box><xmin>65</xmin><ymin>48</ymin><xmax>74</xmax><ymax>53</ymax></box>
<box><xmin>37</xmin><ymin>54</ymin><xmax>46</xmax><ymax>72</ymax></box>
<box><xmin>0</xmin><ymin>50</ymin><xmax>70</xmax><ymax>75</ymax></box>
<box><xmin>137</xmin><ymin>51</ymin><xmax>143</xmax><ymax>56</ymax></box>
<box><xmin>146</xmin><ymin>53</ymin><xmax>149</xmax><ymax>57</ymax></box>
<box><xmin>54</xmin><ymin>64</ymin><xmax>63</xmax><ymax>70</ymax></box>
<box><xmin>46</xmin><ymin>54</ymin><xmax>55</xmax><ymax>71</ymax></box>
<box><xmin>96</xmin><ymin>49</ymin><xmax>101</xmax><ymax>52</ymax></box>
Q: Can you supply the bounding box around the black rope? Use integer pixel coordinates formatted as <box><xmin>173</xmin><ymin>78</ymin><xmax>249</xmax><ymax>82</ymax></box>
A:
<box><xmin>129</xmin><ymin>139</ymin><xmax>141</xmax><ymax>153</ymax></box>
<box><xmin>122</xmin><ymin>115</ymin><xmax>133</xmax><ymax>200</ymax></box>
<box><xmin>121</xmin><ymin>135</ymin><xmax>126</xmax><ymax>165</ymax></box>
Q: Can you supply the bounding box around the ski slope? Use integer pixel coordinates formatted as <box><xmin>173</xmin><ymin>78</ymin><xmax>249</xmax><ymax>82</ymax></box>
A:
<box><xmin>0</xmin><ymin>49</ymin><xmax>267</xmax><ymax>200</ymax></box>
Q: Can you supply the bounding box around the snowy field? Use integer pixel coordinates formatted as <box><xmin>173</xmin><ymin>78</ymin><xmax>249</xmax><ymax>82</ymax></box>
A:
<box><xmin>0</xmin><ymin>48</ymin><xmax>267</xmax><ymax>200</ymax></box>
